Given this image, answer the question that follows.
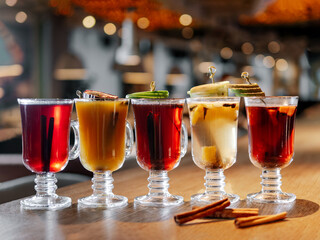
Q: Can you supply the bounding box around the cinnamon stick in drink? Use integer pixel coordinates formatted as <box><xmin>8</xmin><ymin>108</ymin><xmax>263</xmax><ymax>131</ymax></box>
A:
<box><xmin>174</xmin><ymin>198</ymin><xmax>230</xmax><ymax>225</ymax></box>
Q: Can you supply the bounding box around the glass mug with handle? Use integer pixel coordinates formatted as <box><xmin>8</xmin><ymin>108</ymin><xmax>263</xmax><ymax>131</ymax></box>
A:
<box><xmin>74</xmin><ymin>98</ymin><xmax>133</xmax><ymax>208</ymax></box>
<box><xmin>131</xmin><ymin>98</ymin><xmax>188</xmax><ymax>207</ymax></box>
<box><xmin>244</xmin><ymin>96</ymin><xmax>298</xmax><ymax>203</ymax></box>
<box><xmin>187</xmin><ymin>97</ymin><xmax>240</xmax><ymax>205</ymax></box>
<box><xmin>18</xmin><ymin>98</ymin><xmax>79</xmax><ymax>210</ymax></box>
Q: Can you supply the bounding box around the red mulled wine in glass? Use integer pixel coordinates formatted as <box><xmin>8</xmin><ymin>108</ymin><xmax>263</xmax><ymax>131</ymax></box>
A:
<box><xmin>18</xmin><ymin>99</ymin><xmax>79</xmax><ymax>210</ymax></box>
<box><xmin>245</xmin><ymin>96</ymin><xmax>298</xmax><ymax>203</ymax></box>
<box><xmin>131</xmin><ymin>98</ymin><xmax>188</xmax><ymax>206</ymax></box>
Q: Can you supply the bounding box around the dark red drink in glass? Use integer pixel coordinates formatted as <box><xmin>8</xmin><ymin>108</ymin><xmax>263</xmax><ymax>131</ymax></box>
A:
<box><xmin>20</xmin><ymin>101</ymin><xmax>73</xmax><ymax>173</ymax></box>
<box><xmin>132</xmin><ymin>102</ymin><xmax>184</xmax><ymax>171</ymax></box>
<box><xmin>246</xmin><ymin>105</ymin><xmax>297</xmax><ymax>169</ymax></box>
<box><xmin>131</xmin><ymin>98</ymin><xmax>187</xmax><ymax>206</ymax></box>
<box><xmin>18</xmin><ymin>98</ymin><xmax>78</xmax><ymax>210</ymax></box>
<box><xmin>244</xmin><ymin>96</ymin><xmax>298</xmax><ymax>203</ymax></box>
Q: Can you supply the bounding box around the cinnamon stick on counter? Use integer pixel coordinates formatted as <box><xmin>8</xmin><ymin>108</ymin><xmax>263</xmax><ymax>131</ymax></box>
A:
<box><xmin>192</xmin><ymin>207</ymin><xmax>259</xmax><ymax>219</ymax></box>
<box><xmin>235</xmin><ymin>212</ymin><xmax>287</xmax><ymax>228</ymax></box>
<box><xmin>174</xmin><ymin>198</ymin><xmax>230</xmax><ymax>225</ymax></box>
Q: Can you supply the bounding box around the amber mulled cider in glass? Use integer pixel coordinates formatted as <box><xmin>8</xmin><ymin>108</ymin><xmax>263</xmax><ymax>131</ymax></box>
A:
<box><xmin>75</xmin><ymin>99</ymin><xmax>129</xmax><ymax>172</ymax></box>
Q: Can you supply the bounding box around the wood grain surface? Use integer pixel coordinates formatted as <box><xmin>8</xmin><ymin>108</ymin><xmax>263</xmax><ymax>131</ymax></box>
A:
<box><xmin>0</xmin><ymin>119</ymin><xmax>319</xmax><ymax>240</ymax></box>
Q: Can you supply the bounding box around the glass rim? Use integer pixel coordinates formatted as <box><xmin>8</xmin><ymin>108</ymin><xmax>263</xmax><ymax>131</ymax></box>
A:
<box><xmin>130</xmin><ymin>98</ymin><xmax>185</xmax><ymax>103</ymax></box>
<box><xmin>186</xmin><ymin>96</ymin><xmax>240</xmax><ymax>102</ymax></box>
<box><xmin>244</xmin><ymin>96</ymin><xmax>299</xmax><ymax>100</ymax></box>
<box><xmin>244</xmin><ymin>95</ymin><xmax>298</xmax><ymax>106</ymax></box>
<box><xmin>74</xmin><ymin>98</ymin><xmax>129</xmax><ymax>102</ymax></box>
<box><xmin>17</xmin><ymin>98</ymin><xmax>73</xmax><ymax>105</ymax></box>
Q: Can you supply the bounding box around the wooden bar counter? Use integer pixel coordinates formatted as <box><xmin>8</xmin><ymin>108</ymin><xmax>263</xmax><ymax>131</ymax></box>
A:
<box><xmin>0</xmin><ymin>119</ymin><xmax>319</xmax><ymax>240</ymax></box>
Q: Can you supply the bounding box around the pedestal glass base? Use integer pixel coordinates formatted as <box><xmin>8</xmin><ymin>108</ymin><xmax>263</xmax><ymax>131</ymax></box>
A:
<box><xmin>191</xmin><ymin>192</ymin><xmax>239</xmax><ymax>205</ymax></box>
<box><xmin>78</xmin><ymin>171</ymin><xmax>127</xmax><ymax>208</ymax></box>
<box><xmin>247</xmin><ymin>169</ymin><xmax>296</xmax><ymax>204</ymax></box>
<box><xmin>21</xmin><ymin>196</ymin><xmax>71</xmax><ymax>210</ymax></box>
<box><xmin>78</xmin><ymin>195</ymin><xmax>127</xmax><ymax>208</ymax></box>
<box><xmin>20</xmin><ymin>173</ymin><xmax>71</xmax><ymax>210</ymax></box>
<box><xmin>134</xmin><ymin>194</ymin><xmax>183</xmax><ymax>207</ymax></box>
<box><xmin>247</xmin><ymin>191</ymin><xmax>296</xmax><ymax>204</ymax></box>
<box><xmin>134</xmin><ymin>170</ymin><xmax>183</xmax><ymax>207</ymax></box>
<box><xmin>191</xmin><ymin>169</ymin><xmax>239</xmax><ymax>205</ymax></box>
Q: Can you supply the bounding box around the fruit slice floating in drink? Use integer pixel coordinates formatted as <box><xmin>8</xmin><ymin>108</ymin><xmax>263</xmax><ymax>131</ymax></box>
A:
<box><xmin>188</xmin><ymin>101</ymin><xmax>239</xmax><ymax>170</ymax></box>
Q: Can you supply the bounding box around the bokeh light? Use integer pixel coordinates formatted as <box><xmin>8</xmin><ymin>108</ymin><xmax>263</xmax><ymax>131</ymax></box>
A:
<box><xmin>255</xmin><ymin>54</ymin><xmax>264</xmax><ymax>67</ymax></box>
<box><xmin>15</xmin><ymin>11</ymin><xmax>27</xmax><ymax>23</ymax></box>
<box><xmin>276</xmin><ymin>59</ymin><xmax>289</xmax><ymax>71</ymax></box>
<box><xmin>137</xmin><ymin>17</ymin><xmax>150</xmax><ymax>29</ymax></box>
<box><xmin>220</xmin><ymin>47</ymin><xmax>233</xmax><ymax>59</ymax></box>
<box><xmin>182</xmin><ymin>27</ymin><xmax>193</xmax><ymax>39</ymax></box>
<box><xmin>242</xmin><ymin>66</ymin><xmax>255</xmax><ymax>76</ymax></box>
<box><xmin>241</xmin><ymin>42</ymin><xmax>254</xmax><ymax>55</ymax></box>
<box><xmin>263</xmin><ymin>56</ymin><xmax>275</xmax><ymax>68</ymax></box>
<box><xmin>268</xmin><ymin>41</ymin><xmax>280</xmax><ymax>53</ymax></box>
<box><xmin>179</xmin><ymin>14</ymin><xmax>192</xmax><ymax>26</ymax></box>
<box><xmin>5</xmin><ymin>0</ymin><xmax>17</xmax><ymax>7</ymax></box>
<box><xmin>82</xmin><ymin>16</ymin><xmax>96</xmax><ymax>28</ymax></box>
<box><xmin>198</xmin><ymin>62</ymin><xmax>215</xmax><ymax>73</ymax></box>
<box><xmin>104</xmin><ymin>23</ymin><xmax>117</xmax><ymax>35</ymax></box>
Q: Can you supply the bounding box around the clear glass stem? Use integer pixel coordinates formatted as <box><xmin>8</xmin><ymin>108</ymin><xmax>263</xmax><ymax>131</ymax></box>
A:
<box><xmin>260</xmin><ymin>168</ymin><xmax>282</xmax><ymax>194</ymax></box>
<box><xmin>191</xmin><ymin>169</ymin><xmax>239</xmax><ymax>204</ymax></box>
<box><xmin>147</xmin><ymin>170</ymin><xmax>170</xmax><ymax>198</ymax></box>
<box><xmin>78</xmin><ymin>170</ymin><xmax>127</xmax><ymax>208</ymax></box>
<box><xmin>21</xmin><ymin>173</ymin><xmax>71</xmax><ymax>210</ymax></box>
<box><xmin>247</xmin><ymin>168</ymin><xmax>295</xmax><ymax>203</ymax></box>
<box><xmin>91</xmin><ymin>171</ymin><xmax>115</xmax><ymax>198</ymax></box>
<box><xmin>204</xmin><ymin>169</ymin><xmax>226</xmax><ymax>196</ymax></box>
<box><xmin>35</xmin><ymin>173</ymin><xmax>58</xmax><ymax>199</ymax></box>
<box><xmin>134</xmin><ymin>170</ymin><xmax>183</xmax><ymax>206</ymax></box>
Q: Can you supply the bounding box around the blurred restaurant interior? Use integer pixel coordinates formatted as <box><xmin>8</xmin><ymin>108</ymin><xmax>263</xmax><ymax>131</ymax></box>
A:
<box><xmin>0</xmin><ymin>0</ymin><xmax>320</xmax><ymax>199</ymax></box>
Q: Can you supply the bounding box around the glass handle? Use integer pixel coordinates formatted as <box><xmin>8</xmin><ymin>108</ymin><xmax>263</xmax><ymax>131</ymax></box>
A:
<box><xmin>69</xmin><ymin>120</ymin><xmax>80</xmax><ymax>160</ymax></box>
<box><xmin>125</xmin><ymin>120</ymin><xmax>134</xmax><ymax>157</ymax></box>
<box><xmin>180</xmin><ymin>122</ymin><xmax>188</xmax><ymax>158</ymax></box>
